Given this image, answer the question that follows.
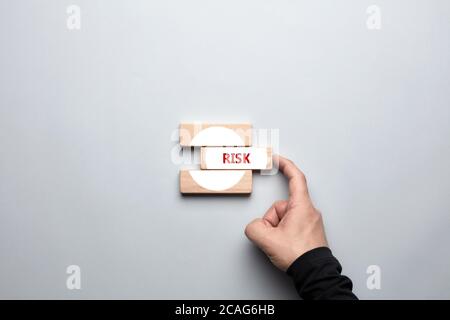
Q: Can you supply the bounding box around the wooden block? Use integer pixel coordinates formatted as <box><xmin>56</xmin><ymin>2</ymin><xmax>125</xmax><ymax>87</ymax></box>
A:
<box><xmin>201</xmin><ymin>147</ymin><xmax>272</xmax><ymax>170</ymax></box>
<box><xmin>179</xmin><ymin>123</ymin><xmax>252</xmax><ymax>147</ymax></box>
<box><xmin>179</xmin><ymin>169</ymin><xmax>252</xmax><ymax>194</ymax></box>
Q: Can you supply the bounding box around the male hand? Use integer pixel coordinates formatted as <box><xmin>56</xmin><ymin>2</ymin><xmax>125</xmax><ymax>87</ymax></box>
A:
<box><xmin>245</xmin><ymin>156</ymin><xmax>328</xmax><ymax>271</ymax></box>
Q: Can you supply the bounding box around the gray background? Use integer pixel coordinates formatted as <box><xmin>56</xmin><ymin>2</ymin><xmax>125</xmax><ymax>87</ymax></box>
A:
<box><xmin>1</xmin><ymin>0</ymin><xmax>449</xmax><ymax>299</ymax></box>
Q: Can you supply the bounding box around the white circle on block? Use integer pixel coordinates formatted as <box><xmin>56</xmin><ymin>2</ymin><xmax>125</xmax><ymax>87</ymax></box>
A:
<box><xmin>190</xmin><ymin>127</ymin><xmax>244</xmax><ymax>146</ymax></box>
<box><xmin>189</xmin><ymin>170</ymin><xmax>245</xmax><ymax>191</ymax></box>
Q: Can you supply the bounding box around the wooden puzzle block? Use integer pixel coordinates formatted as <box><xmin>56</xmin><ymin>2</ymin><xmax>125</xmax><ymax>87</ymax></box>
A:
<box><xmin>200</xmin><ymin>147</ymin><xmax>272</xmax><ymax>170</ymax></box>
<box><xmin>179</xmin><ymin>169</ymin><xmax>252</xmax><ymax>194</ymax></box>
<box><xmin>179</xmin><ymin>123</ymin><xmax>252</xmax><ymax>147</ymax></box>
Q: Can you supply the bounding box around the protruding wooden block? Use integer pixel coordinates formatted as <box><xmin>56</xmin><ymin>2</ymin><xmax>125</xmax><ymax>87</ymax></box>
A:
<box><xmin>179</xmin><ymin>169</ymin><xmax>252</xmax><ymax>194</ymax></box>
<box><xmin>179</xmin><ymin>123</ymin><xmax>252</xmax><ymax>147</ymax></box>
<box><xmin>200</xmin><ymin>147</ymin><xmax>272</xmax><ymax>170</ymax></box>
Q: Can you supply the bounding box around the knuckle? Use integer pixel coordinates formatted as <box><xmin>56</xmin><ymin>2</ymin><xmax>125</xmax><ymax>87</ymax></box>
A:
<box><xmin>244</xmin><ymin>219</ymin><xmax>259</xmax><ymax>238</ymax></box>
<box><xmin>297</xmin><ymin>170</ymin><xmax>306</xmax><ymax>181</ymax></box>
<box><xmin>315</xmin><ymin>210</ymin><xmax>322</xmax><ymax>220</ymax></box>
<box><xmin>311</xmin><ymin>209</ymin><xmax>323</xmax><ymax>223</ymax></box>
<box><xmin>244</xmin><ymin>224</ymin><xmax>252</xmax><ymax>237</ymax></box>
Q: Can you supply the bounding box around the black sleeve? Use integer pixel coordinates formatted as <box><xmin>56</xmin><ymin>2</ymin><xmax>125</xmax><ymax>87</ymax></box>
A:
<box><xmin>286</xmin><ymin>247</ymin><xmax>358</xmax><ymax>300</ymax></box>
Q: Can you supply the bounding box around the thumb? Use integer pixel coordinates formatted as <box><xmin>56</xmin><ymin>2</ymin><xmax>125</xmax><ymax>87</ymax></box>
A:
<box><xmin>245</xmin><ymin>218</ymin><xmax>273</xmax><ymax>250</ymax></box>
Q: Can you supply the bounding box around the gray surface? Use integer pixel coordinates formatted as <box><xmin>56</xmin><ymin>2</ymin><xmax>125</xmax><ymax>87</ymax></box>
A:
<box><xmin>1</xmin><ymin>0</ymin><xmax>450</xmax><ymax>299</ymax></box>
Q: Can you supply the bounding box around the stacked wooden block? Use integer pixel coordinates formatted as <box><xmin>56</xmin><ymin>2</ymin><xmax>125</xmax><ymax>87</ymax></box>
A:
<box><xmin>179</xmin><ymin>123</ymin><xmax>272</xmax><ymax>194</ymax></box>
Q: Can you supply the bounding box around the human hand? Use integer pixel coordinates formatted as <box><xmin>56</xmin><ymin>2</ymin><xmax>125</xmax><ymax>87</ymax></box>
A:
<box><xmin>245</xmin><ymin>156</ymin><xmax>328</xmax><ymax>271</ymax></box>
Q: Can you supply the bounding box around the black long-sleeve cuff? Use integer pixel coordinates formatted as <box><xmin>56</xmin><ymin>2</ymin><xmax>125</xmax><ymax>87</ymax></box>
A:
<box><xmin>286</xmin><ymin>247</ymin><xmax>358</xmax><ymax>300</ymax></box>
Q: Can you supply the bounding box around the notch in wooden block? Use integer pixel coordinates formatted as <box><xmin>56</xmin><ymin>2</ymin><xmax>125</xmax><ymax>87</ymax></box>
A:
<box><xmin>201</xmin><ymin>147</ymin><xmax>272</xmax><ymax>170</ymax></box>
<box><xmin>179</xmin><ymin>123</ymin><xmax>252</xmax><ymax>147</ymax></box>
<box><xmin>179</xmin><ymin>169</ymin><xmax>252</xmax><ymax>194</ymax></box>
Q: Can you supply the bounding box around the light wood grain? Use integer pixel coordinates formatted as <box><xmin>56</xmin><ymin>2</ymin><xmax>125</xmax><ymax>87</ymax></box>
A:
<box><xmin>179</xmin><ymin>170</ymin><xmax>252</xmax><ymax>194</ymax></box>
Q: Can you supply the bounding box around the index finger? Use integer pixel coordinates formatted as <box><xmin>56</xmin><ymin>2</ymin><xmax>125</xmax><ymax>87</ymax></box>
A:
<box><xmin>277</xmin><ymin>155</ymin><xmax>310</xmax><ymax>203</ymax></box>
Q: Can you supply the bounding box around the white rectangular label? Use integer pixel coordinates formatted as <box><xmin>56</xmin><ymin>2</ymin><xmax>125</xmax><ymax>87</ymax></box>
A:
<box><xmin>201</xmin><ymin>147</ymin><xmax>272</xmax><ymax>170</ymax></box>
